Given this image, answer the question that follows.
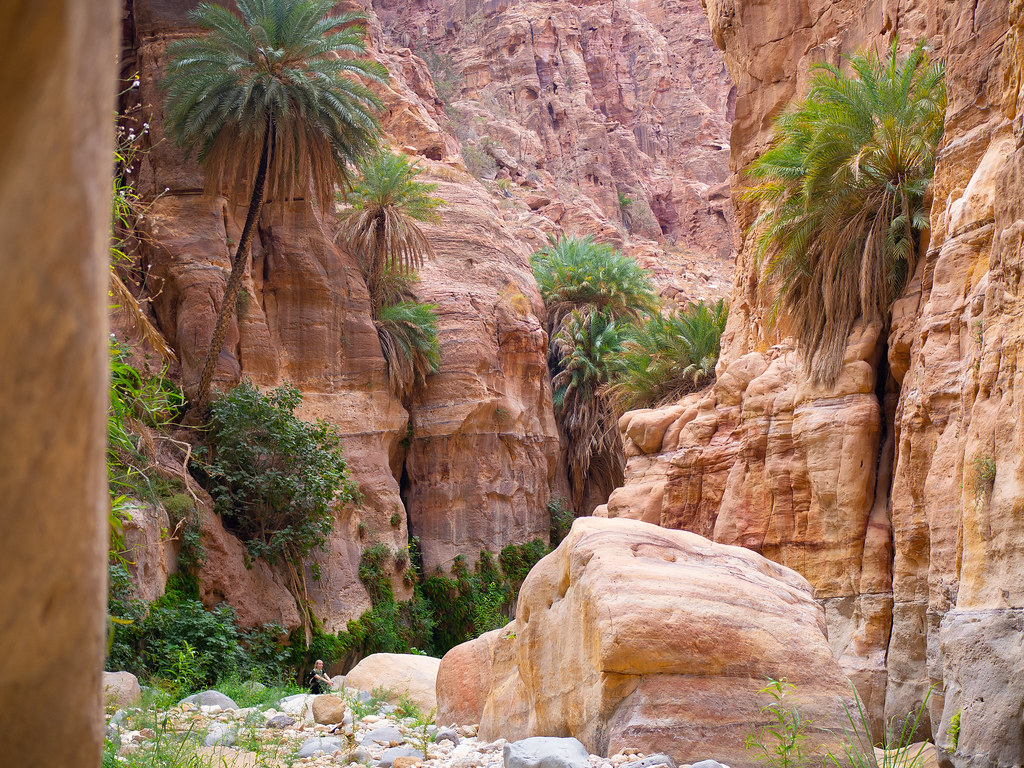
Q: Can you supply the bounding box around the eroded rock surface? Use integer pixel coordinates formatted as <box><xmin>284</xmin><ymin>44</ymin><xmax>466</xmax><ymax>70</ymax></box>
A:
<box><xmin>604</xmin><ymin>2</ymin><xmax>1024</xmax><ymax>764</ymax></box>
<box><xmin>436</xmin><ymin>517</ymin><xmax>851</xmax><ymax>767</ymax></box>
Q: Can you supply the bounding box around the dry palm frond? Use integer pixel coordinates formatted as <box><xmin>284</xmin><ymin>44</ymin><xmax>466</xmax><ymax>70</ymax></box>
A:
<box><xmin>109</xmin><ymin>271</ymin><xmax>176</xmax><ymax>361</ymax></box>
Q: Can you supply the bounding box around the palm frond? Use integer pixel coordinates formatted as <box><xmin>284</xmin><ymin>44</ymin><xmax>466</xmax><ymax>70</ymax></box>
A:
<box><xmin>744</xmin><ymin>37</ymin><xmax>945</xmax><ymax>385</ymax></box>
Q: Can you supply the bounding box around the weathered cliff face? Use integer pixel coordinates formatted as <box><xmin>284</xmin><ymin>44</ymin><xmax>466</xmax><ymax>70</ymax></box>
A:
<box><xmin>122</xmin><ymin>0</ymin><xmax>733</xmax><ymax>626</ymax></box>
<box><xmin>370</xmin><ymin>0</ymin><xmax>736</xmax><ymax>301</ymax></box>
<box><xmin>124</xmin><ymin>0</ymin><xmax>561</xmax><ymax>627</ymax></box>
<box><xmin>606</xmin><ymin>1</ymin><xmax>1024</xmax><ymax>764</ymax></box>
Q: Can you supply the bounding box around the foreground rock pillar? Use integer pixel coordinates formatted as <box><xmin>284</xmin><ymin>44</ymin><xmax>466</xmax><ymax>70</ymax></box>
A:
<box><xmin>0</xmin><ymin>2</ymin><xmax>118</xmax><ymax>767</ymax></box>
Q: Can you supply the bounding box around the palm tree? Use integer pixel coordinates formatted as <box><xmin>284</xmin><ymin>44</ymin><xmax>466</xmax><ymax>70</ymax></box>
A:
<box><xmin>551</xmin><ymin>310</ymin><xmax>624</xmax><ymax>511</ymax></box>
<box><xmin>162</xmin><ymin>0</ymin><xmax>385</xmax><ymax>406</ymax></box>
<box><xmin>376</xmin><ymin>300</ymin><xmax>442</xmax><ymax>402</ymax></box>
<box><xmin>530</xmin><ymin>234</ymin><xmax>658</xmax><ymax>340</ymax></box>
<box><xmin>337</xmin><ymin>150</ymin><xmax>446</xmax><ymax>312</ymax></box>
<box><xmin>605</xmin><ymin>299</ymin><xmax>729</xmax><ymax>411</ymax></box>
<box><xmin>746</xmin><ymin>38</ymin><xmax>945</xmax><ymax>386</ymax></box>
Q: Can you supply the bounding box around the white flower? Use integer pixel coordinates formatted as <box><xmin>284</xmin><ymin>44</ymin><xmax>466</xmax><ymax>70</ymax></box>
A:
<box><xmin>132</xmin><ymin>79</ymin><xmax>140</xmax><ymax>88</ymax></box>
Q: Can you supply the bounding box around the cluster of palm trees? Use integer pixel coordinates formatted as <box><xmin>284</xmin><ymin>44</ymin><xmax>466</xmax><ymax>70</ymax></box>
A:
<box><xmin>161</xmin><ymin>0</ymin><xmax>441</xmax><ymax>408</ymax></box>
<box><xmin>531</xmin><ymin>235</ymin><xmax>729</xmax><ymax>512</ymax></box>
<box><xmin>747</xmin><ymin>39</ymin><xmax>946</xmax><ymax>386</ymax></box>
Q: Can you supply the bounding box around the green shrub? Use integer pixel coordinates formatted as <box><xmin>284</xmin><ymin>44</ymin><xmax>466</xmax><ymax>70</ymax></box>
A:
<box><xmin>204</xmin><ymin>381</ymin><xmax>358</xmax><ymax>566</ymax></box>
<box><xmin>106</xmin><ymin>564</ymin><xmax>292</xmax><ymax>691</ymax></box>
<box><xmin>462</xmin><ymin>141</ymin><xmax>497</xmax><ymax>179</ymax></box>
<box><xmin>499</xmin><ymin>539</ymin><xmax>549</xmax><ymax>591</ymax></box>
<box><xmin>606</xmin><ymin>298</ymin><xmax>729</xmax><ymax>410</ymax></box>
<box><xmin>419</xmin><ymin>47</ymin><xmax>463</xmax><ymax>105</ymax></box>
<box><xmin>547</xmin><ymin>497</ymin><xmax>574</xmax><ymax>546</ymax></box>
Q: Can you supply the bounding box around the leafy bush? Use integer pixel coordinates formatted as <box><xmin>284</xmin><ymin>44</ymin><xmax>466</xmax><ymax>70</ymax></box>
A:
<box><xmin>106</xmin><ymin>569</ymin><xmax>292</xmax><ymax>692</ymax></box>
<box><xmin>547</xmin><ymin>497</ymin><xmax>574</xmax><ymax>546</ymax></box>
<box><xmin>376</xmin><ymin>301</ymin><xmax>442</xmax><ymax>402</ymax></box>
<box><xmin>204</xmin><ymin>381</ymin><xmax>358</xmax><ymax>566</ymax></box>
<box><xmin>606</xmin><ymin>298</ymin><xmax>728</xmax><ymax>410</ymax></box>
<box><xmin>746</xmin><ymin>39</ymin><xmax>945</xmax><ymax>386</ymax></box>
<box><xmin>971</xmin><ymin>453</ymin><xmax>996</xmax><ymax>498</ymax></box>
<box><xmin>419</xmin><ymin>47</ymin><xmax>464</xmax><ymax>105</ymax></box>
<box><xmin>462</xmin><ymin>141</ymin><xmax>497</xmax><ymax>180</ymax></box>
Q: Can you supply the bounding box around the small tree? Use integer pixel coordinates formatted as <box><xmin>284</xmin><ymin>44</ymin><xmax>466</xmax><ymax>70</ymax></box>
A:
<box><xmin>375</xmin><ymin>300</ymin><xmax>442</xmax><ymax>402</ymax></box>
<box><xmin>204</xmin><ymin>381</ymin><xmax>358</xmax><ymax>632</ymax></box>
<box><xmin>606</xmin><ymin>298</ymin><xmax>729</xmax><ymax>410</ymax></box>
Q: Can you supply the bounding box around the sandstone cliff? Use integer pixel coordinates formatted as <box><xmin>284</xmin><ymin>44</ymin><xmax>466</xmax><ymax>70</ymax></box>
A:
<box><xmin>118</xmin><ymin>0</ymin><xmax>734</xmax><ymax>633</ymax></box>
<box><xmin>605</xmin><ymin>2</ymin><xmax>1024</xmax><ymax>765</ymax></box>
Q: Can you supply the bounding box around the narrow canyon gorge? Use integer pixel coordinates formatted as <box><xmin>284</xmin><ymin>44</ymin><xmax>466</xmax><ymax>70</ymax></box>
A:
<box><xmin>4</xmin><ymin>0</ymin><xmax>1023</xmax><ymax>767</ymax></box>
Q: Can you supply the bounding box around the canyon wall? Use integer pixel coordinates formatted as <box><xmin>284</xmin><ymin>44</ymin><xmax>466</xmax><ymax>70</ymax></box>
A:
<box><xmin>121</xmin><ymin>0</ymin><xmax>734</xmax><ymax>631</ymax></box>
<box><xmin>605</xmin><ymin>1</ymin><xmax>1024</xmax><ymax>764</ymax></box>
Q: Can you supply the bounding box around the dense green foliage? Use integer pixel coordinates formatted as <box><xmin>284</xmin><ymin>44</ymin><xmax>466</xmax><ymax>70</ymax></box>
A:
<box><xmin>338</xmin><ymin>150</ymin><xmax>445</xmax><ymax>310</ymax></box>
<box><xmin>204</xmin><ymin>381</ymin><xmax>358</xmax><ymax>567</ymax></box>
<box><xmin>531</xmin><ymin>235</ymin><xmax>654</xmax><ymax>510</ymax></box>
<box><xmin>375</xmin><ymin>301</ymin><xmax>442</xmax><ymax>402</ymax></box>
<box><xmin>107</xmin><ymin>568</ymin><xmax>290</xmax><ymax>691</ymax></box>
<box><xmin>607</xmin><ymin>299</ymin><xmax>729</xmax><ymax>410</ymax></box>
<box><xmin>530</xmin><ymin>234</ymin><xmax>657</xmax><ymax>338</ymax></box>
<box><xmin>746</xmin><ymin>39</ymin><xmax>945</xmax><ymax>385</ymax></box>
<box><xmin>337</xmin><ymin>150</ymin><xmax>445</xmax><ymax>399</ymax></box>
<box><xmin>163</xmin><ymin>0</ymin><xmax>383</xmax><ymax>209</ymax></box>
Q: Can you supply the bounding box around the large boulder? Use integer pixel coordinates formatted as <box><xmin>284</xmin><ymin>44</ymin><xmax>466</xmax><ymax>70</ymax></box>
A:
<box><xmin>436</xmin><ymin>517</ymin><xmax>852</xmax><ymax>767</ymax></box>
<box><xmin>346</xmin><ymin>653</ymin><xmax>441</xmax><ymax>713</ymax></box>
<box><xmin>102</xmin><ymin>671</ymin><xmax>142</xmax><ymax>708</ymax></box>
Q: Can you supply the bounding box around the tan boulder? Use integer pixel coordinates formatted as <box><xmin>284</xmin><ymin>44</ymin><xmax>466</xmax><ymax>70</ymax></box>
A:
<box><xmin>437</xmin><ymin>517</ymin><xmax>852</xmax><ymax>767</ymax></box>
<box><xmin>346</xmin><ymin>653</ymin><xmax>441</xmax><ymax>713</ymax></box>
<box><xmin>312</xmin><ymin>694</ymin><xmax>348</xmax><ymax>726</ymax></box>
<box><xmin>103</xmin><ymin>671</ymin><xmax>142</xmax><ymax>709</ymax></box>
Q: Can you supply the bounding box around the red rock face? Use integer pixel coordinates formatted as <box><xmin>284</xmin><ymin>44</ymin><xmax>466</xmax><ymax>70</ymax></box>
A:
<box><xmin>371</xmin><ymin>0</ymin><xmax>737</xmax><ymax>292</ymax></box>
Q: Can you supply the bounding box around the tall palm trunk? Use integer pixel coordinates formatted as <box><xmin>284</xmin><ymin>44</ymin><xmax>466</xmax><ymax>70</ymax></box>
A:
<box><xmin>194</xmin><ymin>116</ymin><xmax>273</xmax><ymax>407</ymax></box>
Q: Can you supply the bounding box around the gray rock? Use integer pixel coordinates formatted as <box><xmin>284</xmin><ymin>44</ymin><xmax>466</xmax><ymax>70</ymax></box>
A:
<box><xmin>109</xmin><ymin>709</ymin><xmax>127</xmax><ymax>728</ymax></box>
<box><xmin>104</xmin><ymin>723</ymin><xmax>120</xmax><ymax>742</ymax></box>
<box><xmin>377</xmin><ymin>747</ymin><xmax>425</xmax><ymax>767</ymax></box>
<box><xmin>504</xmin><ymin>738</ymin><xmax>591</xmax><ymax>768</ymax></box>
<box><xmin>179</xmin><ymin>690</ymin><xmax>239</xmax><ymax>711</ymax></box>
<box><xmin>939</xmin><ymin>608</ymin><xmax>1024</xmax><ymax>768</ymax></box>
<box><xmin>342</xmin><ymin>746</ymin><xmax>374</xmax><ymax>764</ymax></box>
<box><xmin>362</xmin><ymin>725</ymin><xmax>405</xmax><ymax>746</ymax></box>
<box><xmin>204</xmin><ymin>723</ymin><xmax>237</xmax><ymax>747</ymax></box>
<box><xmin>358</xmin><ymin>690</ymin><xmax>373</xmax><ymax>703</ymax></box>
<box><xmin>265</xmin><ymin>714</ymin><xmax>296</xmax><ymax>729</ymax></box>
<box><xmin>689</xmin><ymin>762</ymin><xmax>727</xmax><ymax>768</ymax></box>
<box><xmin>380</xmin><ymin>704</ymin><xmax>398</xmax><ymax>715</ymax></box>
<box><xmin>632</xmin><ymin>755</ymin><xmax>677</xmax><ymax>768</ymax></box>
<box><xmin>277</xmin><ymin>693</ymin><xmax>314</xmax><ymax>717</ymax></box>
<box><xmin>240</xmin><ymin>680</ymin><xmax>266</xmax><ymax>695</ymax></box>
<box><xmin>435</xmin><ymin>728</ymin><xmax>461</xmax><ymax>745</ymax></box>
<box><xmin>297</xmin><ymin>736</ymin><xmax>345</xmax><ymax>758</ymax></box>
